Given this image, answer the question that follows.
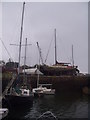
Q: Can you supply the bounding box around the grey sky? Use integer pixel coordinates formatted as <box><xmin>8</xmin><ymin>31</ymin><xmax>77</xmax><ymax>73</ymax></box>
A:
<box><xmin>1</xmin><ymin>2</ymin><xmax>88</xmax><ymax>73</ymax></box>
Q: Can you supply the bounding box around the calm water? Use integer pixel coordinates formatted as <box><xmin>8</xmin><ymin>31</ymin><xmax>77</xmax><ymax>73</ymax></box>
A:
<box><xmin>4</xmin><ymin>92</ymin><xmax>88</xmax><ymax>120</ymax></box>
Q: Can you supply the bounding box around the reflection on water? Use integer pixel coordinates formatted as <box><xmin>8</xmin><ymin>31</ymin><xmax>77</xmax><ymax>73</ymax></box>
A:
<box><xmin>25</xmin><ymin>93</ymin><xmax>88</xmax><ymax>119</ymax></box>
<box><xmin>4</xmin><ymin>92</ymin><xmax>88</xmax><ymax>119</ymax></box>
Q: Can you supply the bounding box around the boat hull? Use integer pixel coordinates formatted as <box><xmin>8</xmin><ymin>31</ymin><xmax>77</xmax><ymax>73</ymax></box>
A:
<box><xmin>5</xmin><ymin>94</ymin><xmax>33</xmax><ymax>109</ymax></box>
<box><xmin>0</xmin><ymin>108</ymin><xmax>9</xmax><ymax>119</ymax></box>
<box><xmin>33</xmin><ymin>87</ymin><xmax>55</xmax><ymax>97</ymax></box>
<box><xmin>34</xmin><ymin>92</ymin><xmax>44</xmax><ymax>98</ymax></box>
<box><xmin>43</xmin><ymin>89</ymin><xmax>55</xmax><ymax>95</ymax></box>
<box><xmin>44</xmin><ymin>91</ymin><xmax>55</xmax><ymax>95</ymax></box>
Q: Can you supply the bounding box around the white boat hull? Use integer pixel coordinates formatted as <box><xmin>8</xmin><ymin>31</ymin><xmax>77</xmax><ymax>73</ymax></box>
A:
<box><xmin>32</xmin><ymin>86</ymin><xmax>55</xmax><ymax>97</ymax></box>
<box><xmin>0</xmin><ymin>108</ymin><xmax>8</xmax><ymax>119</ymax></box>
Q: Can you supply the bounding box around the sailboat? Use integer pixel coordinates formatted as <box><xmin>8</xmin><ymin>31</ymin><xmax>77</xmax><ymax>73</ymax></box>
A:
<box><xmin>32</xmin><ymin>80</ymin><xmax>55</xmax><ymax>96</ymax></box>
<box><xmin>5</xmin><ymin>2</ymin><xmax>33</xmax><ymax>108</ymax></box>
<box><xmin>39</xmin><ymin>29</ymin><xmax>79</xmax><ymax>76</ymax></box>
<box><xmin>32</xmin><ymin>66</ymin><xmax>44</xmax><ymax>97</ymax></box>
<box><xmin>32</xmin><ymin>43</ymin><xmax>55</xmax><ymax>97</ymax></box>
<box><xmin>52</xmin><ymin>29</ymin><xmax>79</xmax><ymax>75</ymax></box>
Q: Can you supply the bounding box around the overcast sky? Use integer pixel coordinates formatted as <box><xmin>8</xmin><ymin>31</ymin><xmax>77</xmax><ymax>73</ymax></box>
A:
<box><xmin>0</xmin><ymin>2</ymin><xmax>88</xmax><ymax>73</ymax></box>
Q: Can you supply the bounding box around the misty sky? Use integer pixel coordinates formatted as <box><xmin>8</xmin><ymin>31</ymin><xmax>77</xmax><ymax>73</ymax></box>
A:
<box><xmin>1</xmin><ymin>2</ymin><xmax>88</xmax><ymax>73</ymax></box>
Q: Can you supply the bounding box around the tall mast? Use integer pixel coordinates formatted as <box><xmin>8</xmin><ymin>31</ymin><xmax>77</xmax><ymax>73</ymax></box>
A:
<box><xmin>55</xmin><ymin>28</ymin><xmax>57</xmax><ymax>64</ymax></box>
<box><xmin>23</xmin><ymin>38</ymin><xmax>27</xmax><ymax>84</ymax></box>
<box><xmin>18</xmin><ymin>2</ymin><xmax>25</xmax><ymax>75</ymax></box>
<box><xmin>72</xmin><ymin>44</ymin><xmax>74</xmax><ymax>66</ymax></box>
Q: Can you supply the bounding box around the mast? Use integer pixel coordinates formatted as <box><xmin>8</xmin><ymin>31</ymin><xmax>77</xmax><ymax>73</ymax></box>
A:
<box><xmin>37</xmin><ymin>72</ymin><xmax>39</xmax><ymax>88</ymax></box>
<box><xmin>54</xmin><ymin>28</ymin><xmax>57</xmax><ymax>64</ymax></box>
<box><xmin>18</xmin><ymin>2</ymin><xmax>25</xmax><ymax>75</ymax></box>
<box><xmin>72</xmin><ymin>44</ymin><xmax>74</xmax><ymax>66</ymax></box>
<box><xmin>23</xmin><ymin>38</ymin><xmax>27</xmax><ymax>84</ymax></box>
<box><xmin>36</xmin><ymin>42</ymin><xmax>40</xmax><ymax>88</ymax></box>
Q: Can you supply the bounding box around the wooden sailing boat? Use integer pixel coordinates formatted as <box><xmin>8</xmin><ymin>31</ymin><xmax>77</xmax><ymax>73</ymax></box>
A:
<box><xmin>5</xmin><ymin>2</ymin><xmax>33</xmax><ymax>108</ymax></box>
<box><xmin>40</xmin><ymin>29</ymin><xmax>79</xmax><ymax>76</ymax></box>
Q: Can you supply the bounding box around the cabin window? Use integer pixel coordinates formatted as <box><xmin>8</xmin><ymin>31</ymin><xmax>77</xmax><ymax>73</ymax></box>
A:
<box><xmin>24</xmin><ymin>91</ymin><xmax>27</xmax><ymax>94</ymax></box>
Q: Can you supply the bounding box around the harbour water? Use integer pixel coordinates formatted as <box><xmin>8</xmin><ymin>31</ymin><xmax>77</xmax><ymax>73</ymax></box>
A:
<box><xmin>3</xmin><ymin>92</ymin><xmax>88</xmax><ymax>120</ymax></box>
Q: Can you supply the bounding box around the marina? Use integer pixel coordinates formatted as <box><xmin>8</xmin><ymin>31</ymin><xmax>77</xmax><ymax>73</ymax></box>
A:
<box><xmin>1</xmin><ymin>2</ymin><xmax>89</xmax><ymax>120</ymax></box>
<box><xmin>2</xmin><ymin>92</ymin><xmax>88</xmax><ymax>119</ymax></box>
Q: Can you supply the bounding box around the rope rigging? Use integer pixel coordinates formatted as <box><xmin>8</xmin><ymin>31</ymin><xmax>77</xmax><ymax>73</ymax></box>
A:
<box><xmin>44</xmin><ymin>37</ymin><xmax>53</xmax><ymax>64</ymax></box>
<box><xmin>0</xmin><ymin>39</ymin><xmax>13</xmax><ymax>62</ymax></box>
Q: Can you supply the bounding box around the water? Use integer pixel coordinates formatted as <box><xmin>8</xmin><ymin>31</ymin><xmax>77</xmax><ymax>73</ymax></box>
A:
<box><xmin>4</xmin><ymin>93</ymin><xmax>88</xmax><ymax>119</ymax></box>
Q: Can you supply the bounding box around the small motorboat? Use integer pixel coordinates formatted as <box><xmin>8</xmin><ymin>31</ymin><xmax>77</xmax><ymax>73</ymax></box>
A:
<box><xmin>42</xmin><ymin>87</ymin><xmax>55</xmax><ymax>95</ymax></box>
<box><xmin>0</xmin><ymin>108</ymin><xmax>9</xmax><ymax>119</ymax></box>
<box><xmin>33</xmin><ymin>85</ymin><xmax>55</xmax><ymax>97</ymax></box>
<box><xmin>32</xmin><ymin>86</ymin><xmax>44</xmax><ymax>97</ymax></box>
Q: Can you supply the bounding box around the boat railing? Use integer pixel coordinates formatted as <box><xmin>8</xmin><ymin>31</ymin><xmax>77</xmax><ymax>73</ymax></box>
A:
<box><xmin>37</xmin><ymin>111</ymin><xmax>57</xmax><ymax>120</ymax></box>
<box><xmin>38</xmin><ymin>84</ymin><xmax>52</xmax><ymax>86</ymax></box>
